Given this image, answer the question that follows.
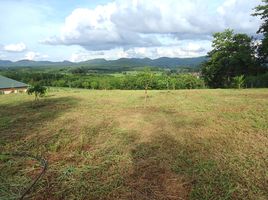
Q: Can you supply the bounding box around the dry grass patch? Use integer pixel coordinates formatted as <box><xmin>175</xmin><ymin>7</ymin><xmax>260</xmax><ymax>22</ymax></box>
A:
<box><xmin>0</xmin><ymin>88</ymin><xmax>267</xmax><ymax>200</ymax></box>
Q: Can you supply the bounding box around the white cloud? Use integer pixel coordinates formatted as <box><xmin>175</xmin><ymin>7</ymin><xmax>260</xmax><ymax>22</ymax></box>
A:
<box><xmin>45</xmin><ymin>0</ymin><xmax>261</xmax><ymax>53</ymax></box>
<box><xmin>4</xmin><ymin>42</ymin><xmax>26</xmax><ymax>52</ymax></box>
<box><xmin>125</xmin><ymin>45</ymin><xmax>208</xmax><ymax>59</ymax></box>
<box><xmin>182</xmin><ymin>43</ymin><xmax>206</xmax><ymax>53</ymax></box>
<box><xmin>0</xmin><ymin>54</ymin><xmax>6</xmax><ymax>59</ymax></box>
<box><xmin>41</xmin><ymin>2</ymin><xmax>147</xmax><ymax>49</ymax></box>
<box><xmin>43</xmin><ymin>3</ymin><xmax>160</xmax><ymax>50</ymax></box>
<box><xmin>69</xmin><ymin>40</ymin><xmax>211</xmax><ymax>62</ymax></box>
<box><xmin>24</xmin><ymin>51</ymin><xmax>48</xmax><ymax>60</ymax></box>
<box><xmin>217</xmin><ymin>0</ymin><xmax>261</xmax><ymax>34</ymax></box>
<box><xmin>70</xmin><ymin>49</ymin><xmax>127</xmax><ymax>62</ymax></box>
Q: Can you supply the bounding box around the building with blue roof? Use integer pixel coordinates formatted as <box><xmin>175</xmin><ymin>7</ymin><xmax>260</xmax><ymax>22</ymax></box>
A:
<box><xmin>0</xmin><ymin>75</ymin><xmax>28</xmax><ymax>94</ymax></box>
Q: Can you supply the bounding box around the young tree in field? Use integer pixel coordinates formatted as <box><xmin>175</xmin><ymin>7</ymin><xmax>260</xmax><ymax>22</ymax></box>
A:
<box><xmin>27</xmin><ymin>84</ymin><xmax>47</xmax><ymax>101</ymax></box>
<box><xmin>137</xmin><ymin>68</ymin><xmax>154</xmax><ymax>101</ymax></box>
<box><xmin>201</xmin><ymin>29</ymin><xmax>258</xmax><ymax>88</ymax></box>
<box><xmin>253</xmin><ymin>0</ymin><xmax>268</xmax><ymax>64</ymax></box>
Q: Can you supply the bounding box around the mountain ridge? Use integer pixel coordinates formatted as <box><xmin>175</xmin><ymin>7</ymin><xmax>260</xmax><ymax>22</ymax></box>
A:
<box><xmin>0</xmin><ymin>56</ymin><xmax>207</xmax><ymax>69</ymax></box>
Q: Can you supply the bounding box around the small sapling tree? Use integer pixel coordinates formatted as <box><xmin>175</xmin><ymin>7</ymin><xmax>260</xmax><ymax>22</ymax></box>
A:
<box><xmin>137</xmin><ymin>68</ymin><xmax>154</xmax><ymax>102</ymax></box>
<box><xmin>27</xmin><ymin>84</ymin><xmax>47</xmax><ymax>101</ymax></box>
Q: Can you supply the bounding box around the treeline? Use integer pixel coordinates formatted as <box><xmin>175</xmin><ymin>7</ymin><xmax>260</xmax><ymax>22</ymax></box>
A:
<box><xmin>69</xmin><ymin>66</ymin><xmax>200</xmax><ymax>75</ymax></box>
<box><xmin>1</xmin><ymin>71</ymin><xmax>205</xmax><ymax>90</ymax></box>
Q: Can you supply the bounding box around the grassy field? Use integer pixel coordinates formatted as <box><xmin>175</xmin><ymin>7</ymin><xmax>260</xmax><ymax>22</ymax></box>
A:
<box><xmin>0</xmin><ymin>88</ymin><xmax>267</xmax><ymax>200</ymax></box>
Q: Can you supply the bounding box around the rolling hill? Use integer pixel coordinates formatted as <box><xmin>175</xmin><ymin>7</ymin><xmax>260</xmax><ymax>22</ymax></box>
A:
<box><xmin>0</xmin><ymin>57</ymin><xmax>207</xmax><ymax>69</ymax></box>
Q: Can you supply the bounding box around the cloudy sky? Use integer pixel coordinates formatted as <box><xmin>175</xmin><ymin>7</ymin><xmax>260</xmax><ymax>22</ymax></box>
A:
<box><xmin>0</xmin><ymin>0</ymin><xmax>262</xmax><ymax>62</ymax></box>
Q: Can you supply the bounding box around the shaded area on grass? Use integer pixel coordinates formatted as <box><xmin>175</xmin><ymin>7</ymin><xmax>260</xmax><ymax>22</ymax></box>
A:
<box><xmin>38</xmin><ymin>122</ymin><xmax>137</xmax><ymax>200</ymax></box>
<box><xmin>0</xmin><ymin>97</ymin><xmax>78</xmax><ymax>145</ymax></box>
<box><xmin>125</xmin><ymin>134</ymin><xmax>191</xmax><ymax>200</ymax></box>
<box><xmin>0</xmin><ymin>96</ymin><xmax>79</xmax><ymax>199</ymax></box>
<box><xmin>125</xmin><ymin>133</ymin><xmax>237</xmax><ymax>200</ymax></box>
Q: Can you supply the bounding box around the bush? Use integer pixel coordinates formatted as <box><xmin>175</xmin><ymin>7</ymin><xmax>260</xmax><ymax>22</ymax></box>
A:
<box><xmin>232</xmin><ymin>75</ymin><xmax>245</xmax><ymax>89</ymax></box>
<box><xmin>175</xmin><ymin>74</ymin><xmax>205</xmax><ymax>89</ymax></box>
<box><xmin>27</xmin><ymin>84</ymin><xmax>47</xmax><ymax>101</ymax></box>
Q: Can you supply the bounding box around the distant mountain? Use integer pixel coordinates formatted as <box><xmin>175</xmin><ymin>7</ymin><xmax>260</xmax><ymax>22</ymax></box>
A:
<box><xmin>0</xmin><ymin>56</ymin><xmax>207</xmax><ymax>69</ymax></box>
<box><xmin>79</xmin><ymin>57</ymin><xmax>207</xmax><ymax>68</ymax></box>
<box><xmin>0</xmin><ymin>59</ymin><xmax>73</xmax><ymax>67</ymax></box>
<box><xmin>0</xmin><ymin>60</ymin><xmax>13</xmax><ymax>65</ymax></box>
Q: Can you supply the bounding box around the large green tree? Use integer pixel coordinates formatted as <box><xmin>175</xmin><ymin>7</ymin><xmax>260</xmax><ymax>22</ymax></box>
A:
<box><xmin>202</xmin><ymin>29</ymin><xmax>258</xmax><ymax>88</ymax></box>
<box><xmin>253</xmin><ymin>0</ymin><xmax>268</xmax><ymax>64</ymax></box>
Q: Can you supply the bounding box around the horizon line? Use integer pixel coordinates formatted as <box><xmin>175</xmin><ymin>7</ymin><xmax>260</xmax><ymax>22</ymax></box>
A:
<box><xmin>0</xmin><ymin>55</ymin><xmax>207</xmax><ymax>63</ymax></box>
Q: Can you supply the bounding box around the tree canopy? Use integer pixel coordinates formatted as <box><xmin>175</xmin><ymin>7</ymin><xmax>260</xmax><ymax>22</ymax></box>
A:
<box><xmin>27</xmin><ymin>84</ymin><xmax>47</xmax><ymax>101</ymax></box>
<box><xmin>253</xmin><ymin>0</ymin><xmax>268</xmax><ymax>64</ymax></box>
<box><xmin>201</xmin><ymin>29</ymin><xmax>259</xmax><ymax>88</ymax></box>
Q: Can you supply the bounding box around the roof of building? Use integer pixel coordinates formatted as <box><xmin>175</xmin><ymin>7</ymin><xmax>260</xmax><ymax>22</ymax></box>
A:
<box><xmin>0</xmin><ymin>75</ymin><xmax>28</xmax><ymax>89</ymax></box>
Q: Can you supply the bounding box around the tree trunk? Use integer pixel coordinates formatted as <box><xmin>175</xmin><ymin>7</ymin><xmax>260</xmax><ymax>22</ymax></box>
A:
<box><xmin>144</xmin><ymin>85</ymin><xmax>148</xmax><ymax>106</ymax></box>
<box><xmin>35</xmin><ymin>93</ymin><xmax>38</xmax><ymax>101</ymax></box>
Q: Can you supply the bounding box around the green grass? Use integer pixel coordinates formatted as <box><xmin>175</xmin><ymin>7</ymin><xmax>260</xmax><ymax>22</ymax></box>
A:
<box><xmin>0</xmin><ymin>88</ymin><xmax>268</xmax><ymax>200</ymax></box>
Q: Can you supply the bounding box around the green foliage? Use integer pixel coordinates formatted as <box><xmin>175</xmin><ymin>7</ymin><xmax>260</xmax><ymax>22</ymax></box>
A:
<box><xmin>27</xmin><ymin>84</ymin><xmax>47</xmax><ymax>101</ymax></box>
<box><xmin>137</xmin><ymin>68</ymin><xmax>155</xmax><ymax>90</ymax></box>
<box><xmin>2</xmin><ymin>71</ymin><xmax>205</xmax><ymax>90</ymax></box>
<box><xmin>245</xmin><ymin>72</ymin><xmax>268</xmax><ymax>88</ymax></box>
<box><xmin>174</xmin><ymin>74</ymin><xmax>205</xmax><ymax>89</ymax></box>
<box><xmin>253</xmin><ymin>0</ymin><xmax>268</xmax><ymax>64</ymax></box>
<box><xmin>201</xmin><ymin>29</ymin><xmax>260</xmax><ymax>88</ymax></box>
<box><xmin>69</xmin><ymin>67</ymin><xmax>88</xmax><ymax>74</ymax></box>
<box><xmin>232</xmin><ymin>75</ymin><xmax>245</xmax><ymax>89</ymax></box>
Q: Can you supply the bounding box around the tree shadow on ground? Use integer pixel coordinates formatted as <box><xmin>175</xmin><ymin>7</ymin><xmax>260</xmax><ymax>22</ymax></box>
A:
<box><xmin>125</xmin><ymin>134</ymin><xmax>191</xmax><ymax>200</ymax></box>
<box><xmin>0</xmin><ymin>96</ymin><xmax>79</xmax><ymax>200</ymax></box>
<box><xmin>0</xmin><ymin>97</ymin><xmax>78</xmax><ymax>147</ymax></box>
<box><xmin>124</xmin><ymin>133</ymin><xmax>237</xmax><ymax>200</ymax></box>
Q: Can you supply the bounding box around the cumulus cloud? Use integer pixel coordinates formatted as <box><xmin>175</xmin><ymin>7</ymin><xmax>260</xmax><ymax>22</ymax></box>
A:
<box><xmin>3</xmin><ymin>42</ymin><xmax>26</xmax><ymax>52</ymax></box>
<box><xmin>44</xmin><ymin>0</ymin><xmax>261</xmax><ymax>53</ymax></box>
<box><xmin>24</xmin><ymin>51</ymin><xmax>48</xmax><ymax>60</ymax></box>
<box><xmin>69</xmin><ymin>41</ymin><xmax>210</xmax><ymax>62</ymax></box>
<box><xmin>125</xmin><ymin>44</ymin><xmax>208</xmax><ymax>58</ymax></box>
<box><xmin>217</xmin><ymin>0</ymin><xmax>261</xmax><ymax>34</ymax></box>
<box><xmin>43</xmin><ymin>3</ymin><xmax>160</xmax><ymax>50</ymax></box>
<box><xmin>70</xmin><ymin>49</ymin><xmax>127</xmax><ymax>62</ymax></box>
<box><xmin>112</xmin><ymin>0</ymin><xmax>219</xmax><ymax>35</ymax></box>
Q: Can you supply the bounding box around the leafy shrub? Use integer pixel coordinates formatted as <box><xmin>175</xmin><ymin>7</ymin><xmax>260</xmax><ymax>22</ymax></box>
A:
<box><xmin>232</xmin><ymin>75</ymin><xmax>245</xmax><ymax>89</ymax></box>
<box><xmin>27</xmin><ymin>84</ymin><xmax>47</xmax><ymax>101</ymax></box>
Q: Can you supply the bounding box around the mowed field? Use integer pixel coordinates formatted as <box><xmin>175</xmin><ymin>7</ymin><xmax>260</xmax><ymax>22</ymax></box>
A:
<box><xmin>0</xmin><ymin>88</ymin><xmax>267</xmax><ymax>200</ymax></box>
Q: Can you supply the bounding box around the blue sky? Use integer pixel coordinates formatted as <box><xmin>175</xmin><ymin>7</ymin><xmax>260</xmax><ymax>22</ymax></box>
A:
<box><xmin>0</xmin><ymin>0</ymin><xmax>262</xmax><ymax>62</ymax></box>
